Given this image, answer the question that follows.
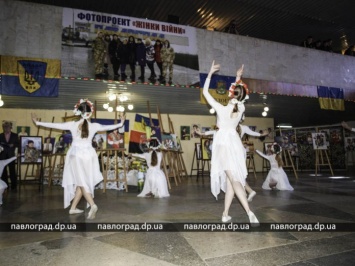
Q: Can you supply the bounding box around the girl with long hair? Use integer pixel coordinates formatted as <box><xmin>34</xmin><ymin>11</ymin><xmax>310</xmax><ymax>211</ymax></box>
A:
<box><xmin>32</xmin><ymin>99</ymin><xmax>125</xmax><ymax>219</ymax></box>
<box><xmin>202</xmin><ymin>61</ymin><xmax>259</xmax><ymax>225</ymax></box>
<box><xmin>131</xmin><ymin>138</ymin><xmax>169</xmax><ymax>198</ymax></box>
<box><xmin>256</xmin><ymin>143</ymin><xmax>294</xmax><ymax>191</ymax></box>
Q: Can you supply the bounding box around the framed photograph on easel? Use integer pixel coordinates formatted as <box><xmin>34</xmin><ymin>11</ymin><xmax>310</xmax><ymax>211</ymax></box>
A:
<box><xmin>201</xmin><ymin>137</ymin><xmax>213</xmax><ymax>160</ymax></box>
<box><xmin>20</xmin><ymin>136</ymin><xmax>43</xmax><ymax>163</ymax></box>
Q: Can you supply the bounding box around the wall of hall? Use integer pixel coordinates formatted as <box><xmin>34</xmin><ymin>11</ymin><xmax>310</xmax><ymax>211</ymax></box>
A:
<box><xmin>1</xmin><ymin>0</ymin><xmax>355</xmax><ymax>91</ymax></box>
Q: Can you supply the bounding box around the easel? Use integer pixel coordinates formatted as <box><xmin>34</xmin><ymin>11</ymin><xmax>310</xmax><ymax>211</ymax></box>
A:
<box><xmin>281</xmin><ymin>149</ymin><xmax>299</xmax><ymax>179</ymax></box>
<box><xmin>190</xmin><ymin>143</ymin><xmax>202</xmax><ymax>177</ymax></box>
<box><xmin>97</xmin><ymin>148</ymin><xmax>128</xmax><ymax>193</ymax></box>
<box><xmin>20</xmin><ymin>117</ymin><xmax>48</xmax><ymax>188</ymax></box>
<box><xmin>246</xmin><ymin>152</ymin><xmax>257</xmax><ymax>179</ymax></box>
<box><xmin>168</xmin><ymin>114</ymin><xmax>188</xmax><ymax>179</ymax></box>
<box><xmin>47</xmin><ymin>153</ymin><xmax>65</xmax><ymax>187</ymax></box>
<box><xmin>262</xmin><ymin>158</ymin><xmax>270</xmax><ymax>173</ymax></box>
<box><xmin>95</xmin><ymin>101</ymin><xmax>128</xmax><ymax>193</ymax></box>
<box><xmin>156</xmin><ymin>105</ymin><xmax>185</xmax><ymax>186</ymax></box>
<box><xmin>315</xmin><ymin>149</ymin><xmax>334</xmax><ymax>176</ymax></box>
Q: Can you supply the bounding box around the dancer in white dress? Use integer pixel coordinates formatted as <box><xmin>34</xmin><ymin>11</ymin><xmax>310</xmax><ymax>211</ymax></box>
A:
<box><xmin>0</xmin><ymin>146</ymin><xmax>17</xmax><ymax>206</ymax></box>
<box><xmin>32</xmin><ymin>99</ymin><xmax>125</xmax><ymax>219</ymax></box>
<box><xmin>131</xmin><ymin>138</ymin><xmax>169</xmax><ymax>198</ymax></box>
<box><xmin>202</xmin><ymin>123</ymin><xmax>268</xmax><ymax>202</ymax></box>
<box><xmin>203</xmin><ymin>61</ymin><xmax>259</xmax><ymax>225</ymax></box>
<box><xmin>255</xmin><ymin>143</ymin><xmax>294</xmax><ymax>191</ymax></box>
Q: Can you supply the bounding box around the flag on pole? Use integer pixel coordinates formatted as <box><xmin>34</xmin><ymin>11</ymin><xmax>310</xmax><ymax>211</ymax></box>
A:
<box><xmin>317</xmin><ymin>86</ymin><xmax>344</xmax><ymax>111</ymax></box>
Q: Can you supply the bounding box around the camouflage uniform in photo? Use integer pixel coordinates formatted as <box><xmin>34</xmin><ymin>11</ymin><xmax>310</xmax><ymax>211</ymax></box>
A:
<box><xmin>92</xmin><ymin>36</ymin><xmax>106</xmax><ymax>75</ymax></box>
<box><xmin>161</xmin><ymin>45</ymin><xmax>175</xmax><ymax>83</ymax></box>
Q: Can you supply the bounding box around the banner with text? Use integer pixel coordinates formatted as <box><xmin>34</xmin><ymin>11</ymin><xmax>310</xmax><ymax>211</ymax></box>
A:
<box><xmin>61</xmin><ymin>8</ymin><xmax>199</xmax><ymax>85</ymax></box>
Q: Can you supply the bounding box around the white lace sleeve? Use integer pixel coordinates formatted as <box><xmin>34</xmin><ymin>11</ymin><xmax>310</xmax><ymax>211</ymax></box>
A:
<box><xmin>202</xmin><ymin>78</ymin><xmax>222</xmax><ymax>110</ymax></box>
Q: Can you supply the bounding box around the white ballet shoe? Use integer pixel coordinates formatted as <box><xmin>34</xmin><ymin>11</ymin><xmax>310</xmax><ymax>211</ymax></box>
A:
<box><xmin>247</xmin><ymin>211</ymin><xmax>260</xmax><ymax>227</ymax></box>
<box><xmin>222</xmin><ymin>214</ymin><xmax>232</xmax><ymax>223</ymax></box>
<box><xmin>247</xmin><ymin>191</ymin><xmax>256</xmax><ymax>202</ymax></box>
<box><xmin>87</xmin><ymin>204</ymin><xmax>98</xmax><ymax>219</ymax></box>
<box><xmin>69</xmin><ymin>208</ymin><xmax>84</xmax><ymax>214</ymax></box>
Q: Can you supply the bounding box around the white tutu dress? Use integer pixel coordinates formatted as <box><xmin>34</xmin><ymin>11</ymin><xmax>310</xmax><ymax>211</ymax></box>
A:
<box><xmin>203</xmin><ymin>78</ymin><xmax>247</xmax><ymax>199</ymax></box>
<box><xmin>36</xmin><ymin>119</ymin><xmax>125</xmax><ymax>208</ymax></box>
<box><xmin>256</xmin><ymin>150</ymin><xmax>294</xmax><ymax>191</ymax></box>
<box><xmin>133</xmin><ymin>151</ymin><xmax>170</xmax><ymax>198</ymax></box>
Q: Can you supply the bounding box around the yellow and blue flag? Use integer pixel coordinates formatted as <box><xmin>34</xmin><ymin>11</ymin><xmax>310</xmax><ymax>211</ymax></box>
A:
<box><xmin>317</xmin><ymin>86</ymin><xmax>344</xmax><ymax>111</ymax></box>
<box><xmin>199</xmin><ymin>73</ymin><xmax>235</xmax><ymax>106</ymax></box>
<box><xmin>0</xmin><ymin>55</ymin><xmax>60</xmax><ymax>97</ymax></box>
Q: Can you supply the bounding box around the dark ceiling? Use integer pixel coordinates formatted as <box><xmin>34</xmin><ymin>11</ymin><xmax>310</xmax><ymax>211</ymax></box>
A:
<box><xmin>4</xmin><ymin>0</ymin><xmax>355</xmax><ymax>128</ymax></box>
<box><xmin>20</xmin><ymin>0</ymin><xmax>355</xmax><ymax>52</ymax></box>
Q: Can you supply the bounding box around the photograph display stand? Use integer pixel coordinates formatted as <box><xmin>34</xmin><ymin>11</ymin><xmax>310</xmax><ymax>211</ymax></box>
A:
<box><xmin>168</xmin><ymin>114</ymin><xmax>188</xmax><ymax>179</ymax></box>
<box><xmin>97</xmin><ymin>148</ymin><xmax>128</xmax><ymax>193</ymax></box>
<box><xmin>281</xmin><ymin>149</ymin><xmax>299</xmax><ymax>179</ymax></box>
<box><xmin>246</xmin><ymin>152</ymin><xmax>257</xmax><ymax>179</ymax></box>
<box><xmin>157</xmin><ymin>106</ymin><xmax>185</xmax><ymax>186</ymax></box>
<box><xmin>315</xmin><ymin>149</ymin><xmax>334</xmax><ymax>176</ymax></box>
<box><xmin>47</xmin><ymin>153</ymin><xmax>65</xmax><ymax>187</ymax></box>
<box><xmin>262</xmin><ymin>144</ymin><xmax>271</xmax><ymax>173</ymax></box>
<box><xmin>190</xmin><ymin>140</ymin><xmax>210</xmax><ymax>183</ymax></box>
<box><xmin>190</xmin><ymin>143</ymin><xmax>201</xmax><ymax>176</ymax></box>
<box><xmin>19</xmin><ymin>136</ymin><xmax>44</xmax><ymax>189</ymax></box>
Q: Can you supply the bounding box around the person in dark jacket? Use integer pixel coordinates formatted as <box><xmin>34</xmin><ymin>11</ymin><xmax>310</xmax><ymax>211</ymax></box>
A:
<box><xmin>118</xmin><ymin>39</ymin><xmax>129</xmax><ymax>81</ymax></box>
<box><xmin>108</xmin><ymin>34</ymin><xmax>121</xmax><ymax>80</ymax></box>
<box><xmin>145</xmin><ymin>38</ymin><xmax>156</xmax><ymax>82</ymax></box>
<box><xmin>0</xmin><ymin>121</ymin><xmax>19</xmax><ymax>191</ymax></box>
<box><xmin>127</xmin><ymin>36</ymin><xmax>137</xmax><ymax>82</ymax></box>
<box><xmin>136</xmin><ymin>38</ymin><xmax>146</xmax><ymax>82</ymax></box>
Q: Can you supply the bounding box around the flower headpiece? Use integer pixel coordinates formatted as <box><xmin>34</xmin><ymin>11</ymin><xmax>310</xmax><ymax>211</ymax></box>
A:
<box><xmin>147</xmin><ymin>137</ymin><xmax>162</xmax><ymax>151</ymax></box>
<box><xmin>73</xmin><ymin>99</ymin><xmax>94</xmax><ymax>116</ymax></box>
<box><xmin>271</xmin><ymin>142</ymin><xmax>282</xmax><ymax>154</ymax></box>
<box><xmin>228</xmin><ymin>80</ymin><xmax>249</xmax><ymax>102</ymax></box>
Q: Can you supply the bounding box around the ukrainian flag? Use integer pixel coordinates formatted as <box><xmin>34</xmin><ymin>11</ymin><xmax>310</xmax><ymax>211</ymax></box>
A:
<box><xmin>199</xmin><ymin>73</ymin><xmax>235</xmax><ymax>106</ymax></box>
<box><xmin>317</xmin><ymin>86</ymin><xmax>345</xmax><ymax>111</ymax></box>
<box><xmin>0</xmin><ymin>55</ymin><xmax>60</xmax><ymax>97</ymax></box>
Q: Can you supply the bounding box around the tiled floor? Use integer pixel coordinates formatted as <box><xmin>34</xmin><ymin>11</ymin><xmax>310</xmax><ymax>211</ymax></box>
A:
<box><xmin>1</xmin><ymin>168</ymin><xmax>355</xmax><ymax>266</ymax></box>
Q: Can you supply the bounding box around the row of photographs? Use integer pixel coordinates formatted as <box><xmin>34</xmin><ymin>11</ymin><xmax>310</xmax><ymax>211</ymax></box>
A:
<box><xmin>17</xmin><ymin>128</ymin><xmax>124</xmax><ymax>164</ymax></box>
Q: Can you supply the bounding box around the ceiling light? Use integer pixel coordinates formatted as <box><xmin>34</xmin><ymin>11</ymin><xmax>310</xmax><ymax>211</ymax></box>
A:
<box><xmin>108</xmin><ymin>106</ymin><xmax>113</xmax><ymax>112</ymax></box>
<box><xmin>209</xmin><ymin>108</ymin><xmax>215</xmax><ymax>114</ymax></box>
<box><xmin>262</xmin><ymin>111</ymin><xmax>267</xmax><ymax>117</ymax></box>
<box><xmin>116</xmin><ymin>105</ymin><xmax>125</xmax><ymax>112</ymax></box>
<box><xmin>264</xmin><ymin>107</ymin><xmax>269</xmax><ymax>112</ymax></box>
<box><xmin>277</xmin><ymin>123</ymin><xmax>292</xmax><ymax>128</ymax></box>
<box><xmin>328</xmin><ymin>176</ymin><xmax>350</xmax><ymax>179</ymax></box>
<box><xmin>103</xmin><ymin>103</ymin><xmax>109</xmax><ymax>109</ymax></box>
<box><xmin>0</xmin><ymin>95</ymin><xmax>4</xmax><ymax>107</ymax></box>
<box><xmin>128</xmin><ymin>104</ymin><xmax>134</xmax><ymax>110</ymax></box>
<box><xmin>108</xmin><ymin>94</ymin><xmax>116</xmax><ymax>101</ymax></box>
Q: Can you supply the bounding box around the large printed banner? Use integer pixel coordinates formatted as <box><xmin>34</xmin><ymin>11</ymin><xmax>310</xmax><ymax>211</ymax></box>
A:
<box><xmin>61</xmin><ymin>8</ymin><xmax>199</xmax><ymax>85</ymax></box>
<box><xmin>0</xmin><ymin>55</ymin><xmax>60</xmax><ymax>97</ymax></box>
